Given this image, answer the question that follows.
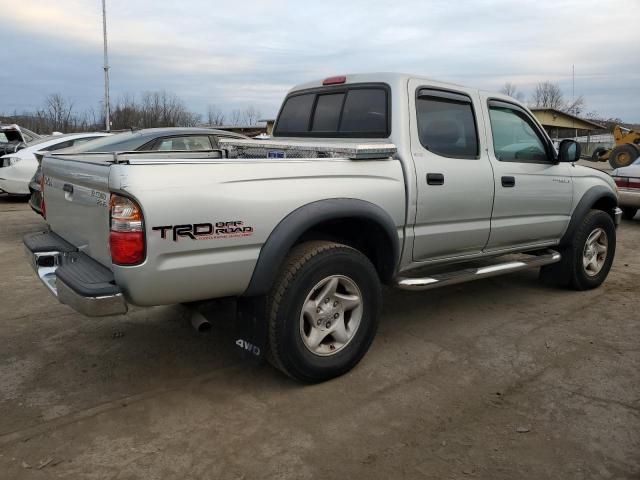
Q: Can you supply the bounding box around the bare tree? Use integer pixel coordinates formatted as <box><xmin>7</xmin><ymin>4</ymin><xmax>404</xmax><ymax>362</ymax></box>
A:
<box><xmin>499</xmin><ymin>82</ymin><xmax>524</xmax><ymax>101</ymax></box>
<box><xmin>228</xmin><ymin>109</ymin><xmax>243</xmax><ymax>125</ymax></box>
<box><xmin>530</xmin><ymin>81</ymin><xmax>565</xmax><ymax>110</ymax></box>
<box><xmin>45</xmin><ymin>94</ymin><xmax>75</xmax><ymax>132</ymax></box>
<box><xmin>241</xmin><ymin>106</ymin><xmax>261</xmax><ymax>125</ymax></box>
<box><xmin>206</xmin><ymin>105</ymin><xmax>226</xmax><ymax>126</ymax></box>
<box><xmin>565</xmin><ymin>95</ymin><xmax>585</xmax><ymax>116</ymax></box>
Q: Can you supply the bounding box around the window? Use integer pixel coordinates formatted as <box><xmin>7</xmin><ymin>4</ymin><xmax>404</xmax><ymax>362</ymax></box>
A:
<box><xmin>339</xmin><ymin>89</ymin><xmax>387</xmax><ymax>134</ymax></box>
<box><xmin>311</xmin><ymin>93</ymin><xmax>344</xmax><ymax>132</ymax></box>
<box><xmin>71</xmin><ymin>137</ymin><xmax>100</xmax><ymax>146</ymax></box>
<box><xmin>156</xmin><ymin>135</ymin><xmax>212</xmax><ymax>151</ymax></box>
<box><xmin>275</xmin><ymin>94</ymin><xmax>315</xmax><ymax>134</ymax></box>
<box><xmin>488</xmin><ymin>105</ymin><xmax>548</xmax><ymax>163</ymax></box>
<box><xmin>416</xmin><ymin>91</ymin><xmax>479</xmax><ymax>158</ymax></box>
<box><xmin>274</xmin><ymin>84</ymin><xmax>390</xmax><ymax>137</ymax></box>
<box><xmin>42</xmin><ymin>140</ymin><xmax>74</xmax><ymax>151</ymax></box>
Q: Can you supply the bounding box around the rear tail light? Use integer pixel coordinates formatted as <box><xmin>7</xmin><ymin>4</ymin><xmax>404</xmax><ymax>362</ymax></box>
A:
<box><xmin>109</xmin><ymin>194</ymin><xmax>145</xmax><ymax>265</ymax></box>
<box><xmin>613</xmin><ymin>176</ymin><xmax>640</xmax><ymax>189</ymax></box>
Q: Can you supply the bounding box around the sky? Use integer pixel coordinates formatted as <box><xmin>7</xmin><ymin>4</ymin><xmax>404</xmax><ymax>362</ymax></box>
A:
<box><xmin>1</xmin><ymin>0</ymin><xmax>639</xmax><ymax>122</ymax></box>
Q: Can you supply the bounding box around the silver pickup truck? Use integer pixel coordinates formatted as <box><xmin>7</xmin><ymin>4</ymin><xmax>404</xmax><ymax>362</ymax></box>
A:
<box><xmin>24</xmin><ymin>73</ymin><xmax>621</xmax><ymax>382</ymax></box>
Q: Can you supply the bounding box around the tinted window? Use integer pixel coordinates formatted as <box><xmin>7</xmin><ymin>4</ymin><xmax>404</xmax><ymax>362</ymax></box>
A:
<box><xmin>276</xmin><ymin>94</ymin><xmax>315</xmax><ymax>133</ymax></box>
<box><xmin>416</xmin><ymin>94</ymin><xmax>478</xmax><ymax>158</ymax></box>
<box><xmin>274</xmin><ymin>85</ymin><xmax>389</xmax><ymax>137</ymax></box>
<box><xmin>67</xmin><ymin>132</ymin><xmax>144</xmax><ymax>152</ymax></box>
<box><xmin>311</xmin><ymin>93</ymin><xmax>344</xmax><ymax>132</ymax></box>
<box><xmin>43</xmin><ymin>140</ymin><xmax>74</xmax><ymax>151</ymax></box>
<box><xmin>71</xmin><ymin>137</ymin><xmax>100</xmax><ymax>146</ymax></box>
<box><xmin>489</xmin><ymin>106</ymin><xmax>548</xmax><ymax>162</ymax></box>
<box><xmin>156</xmin><ymin>135</ymin><xmax>212</xmax><ymax>151</ymax></box>
<box><xmin>340</xmin><ymin>89</ymin><xmax>387</xmax><ymax>134</ymax></box>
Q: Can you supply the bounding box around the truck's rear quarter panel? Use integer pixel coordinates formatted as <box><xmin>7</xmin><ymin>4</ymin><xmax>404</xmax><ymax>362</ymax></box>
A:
<box><xmin>109</xmin><ymin>158</ymin><xmax>406</xmax><ymax>305</ymax></box>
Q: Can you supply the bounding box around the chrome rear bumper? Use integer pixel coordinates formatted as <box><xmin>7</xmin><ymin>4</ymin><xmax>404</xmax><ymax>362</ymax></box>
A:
<box><xmin>24</xmin><ymin>232</ymin><xmax>127</xmax><ymax>317</ymax></box>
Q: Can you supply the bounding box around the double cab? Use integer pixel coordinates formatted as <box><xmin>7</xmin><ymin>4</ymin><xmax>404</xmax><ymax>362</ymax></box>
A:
<box><xmin>24</xmin><ymin>73</ymin><xmax>621</xmax><ymax>382</ymax></box>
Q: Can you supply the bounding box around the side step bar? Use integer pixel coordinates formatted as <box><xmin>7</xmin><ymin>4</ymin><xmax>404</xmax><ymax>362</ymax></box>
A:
<box><xmin>395</xmin><ymin>249</ymin><xmax>561</xmax><ymax>291</ymax></box>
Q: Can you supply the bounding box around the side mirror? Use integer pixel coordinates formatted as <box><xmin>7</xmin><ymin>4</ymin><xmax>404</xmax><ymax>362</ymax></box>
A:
<box><xmin>558</xmin><ymin>139</ymin><xmax>581</xmax><ymax>163</ymax></box>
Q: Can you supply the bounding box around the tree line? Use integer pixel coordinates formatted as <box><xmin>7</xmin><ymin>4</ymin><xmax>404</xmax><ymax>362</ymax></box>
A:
<box><xmin>0</xmin><ymin>91</ymin><xmax>263</xmax><ymax>135</ymax></box>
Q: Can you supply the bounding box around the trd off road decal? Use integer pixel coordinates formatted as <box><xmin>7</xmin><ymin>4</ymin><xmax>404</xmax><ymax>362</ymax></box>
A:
<box><xmin>152</xmin><ymin>221</ymin><xmax>254</xmax><ymax>241</ymax></box>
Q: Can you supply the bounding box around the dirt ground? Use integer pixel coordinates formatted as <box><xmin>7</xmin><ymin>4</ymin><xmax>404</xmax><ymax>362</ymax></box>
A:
<box><xmin>0</xmin><ymin>195</ymin><xmax>638</xmax><ymax>480</ymax></box>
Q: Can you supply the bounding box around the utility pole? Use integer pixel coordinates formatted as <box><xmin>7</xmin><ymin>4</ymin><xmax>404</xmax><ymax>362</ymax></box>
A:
<box><xmin>102</xmin><ymin>0</ymin><xmax>111</xmax><ymax>131</ymax></box>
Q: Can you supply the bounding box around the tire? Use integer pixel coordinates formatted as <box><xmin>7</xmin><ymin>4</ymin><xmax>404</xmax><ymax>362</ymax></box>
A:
<box><xmin>608</xmin><ymin>144</ymin><xmax>639</xmax><ymax>169</ymax></box>
<box><xmin>266</xmin><ymin>241</ymin><xmax>381</xmax><ymax>383</ymax></box>
<box><xmin>622</xmin><ymin>207</ymin><xmax>637</xmax><ymax>220</ymax></box>
<box><xmin>591</xmin><ymin>147</ymin><xmax>607</xmax><ymax>162</ymax></box>
<box><xmin>540</xmin><ymin>210</ymin><xmax>616</xmax><ymax>290</ymax></box>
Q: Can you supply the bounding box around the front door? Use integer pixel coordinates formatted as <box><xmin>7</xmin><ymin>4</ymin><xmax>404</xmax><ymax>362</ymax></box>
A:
<box><xmin>481</xmin><ymin>96</ymin><xmax>573</xmax><ymax>251</ymax></box>
<box><xmin>409</xmin><ymin>79</ymin><xmax>495</xmax><ymax>262</ymax></box>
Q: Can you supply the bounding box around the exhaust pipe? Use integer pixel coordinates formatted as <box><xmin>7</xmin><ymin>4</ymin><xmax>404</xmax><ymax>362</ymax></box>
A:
<box><xmin>189</xmin><ymin>310</ymin><xmax>211</xmax><ymax>332</ymax></box>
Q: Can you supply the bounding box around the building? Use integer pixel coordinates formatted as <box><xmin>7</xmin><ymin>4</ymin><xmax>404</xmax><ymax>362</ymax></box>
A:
<box><xmin>530</xmin><ymin>108</ymin><xmax>607</xmax><ymax>157</ymax></box>
<box><xmin>530</xmin><ymin>108</ymin><xmax>604</xmax><ymax>138</ymax></box>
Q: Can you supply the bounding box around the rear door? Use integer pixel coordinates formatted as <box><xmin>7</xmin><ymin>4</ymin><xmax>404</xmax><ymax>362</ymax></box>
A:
<box><xmin>480</xmin><ymin>96</ymin><xmax>573</xmax><ymax>250</ymax></box>
<box><xmin>408</xmin><ymin>79</ymin><xmax>495</xmax><ymax>261</ymax></box>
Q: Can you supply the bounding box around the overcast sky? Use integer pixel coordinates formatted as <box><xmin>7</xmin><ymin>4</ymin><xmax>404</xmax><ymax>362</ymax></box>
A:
<box><xmin>1</xmin><ymin>0</ymin><xmax>638</xmax><ymax>122</ymax></box>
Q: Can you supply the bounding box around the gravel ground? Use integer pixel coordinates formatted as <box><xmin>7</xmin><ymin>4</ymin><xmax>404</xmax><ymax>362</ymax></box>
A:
<box><xmin>0</xmin><ymin>196</ymin><xmax>638</xmax><ymax>479</ymax></box>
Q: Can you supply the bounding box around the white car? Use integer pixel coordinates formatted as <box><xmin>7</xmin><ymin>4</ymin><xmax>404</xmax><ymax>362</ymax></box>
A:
<box><xmin>611</xmin><ymin>156</ymin><xmax>640</xmax><ymax>220</ymax></box>
<box><xmin>0</xmin><ymin>132</ymin><xmax>111</xmax><ymax>195</ymax></box>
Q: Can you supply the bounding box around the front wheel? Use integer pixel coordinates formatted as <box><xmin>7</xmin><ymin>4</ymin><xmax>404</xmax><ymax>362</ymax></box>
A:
<box><xmin>266</xmin><ymin>241</ymin><xmax>381</xmax><ymax>383</ymax></box>
<box><xmin>540</xmin><ymin>210</ymin><xmax>616</xmax><ymax>290</ymax></box>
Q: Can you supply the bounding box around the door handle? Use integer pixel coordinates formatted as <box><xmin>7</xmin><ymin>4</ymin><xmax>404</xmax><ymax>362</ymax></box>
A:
<box><xmin>63</xmin><ymin>183</ymin><xmax>74</xmax><ymax>194</ymax></box>
<box><xmin>501</xmin><ymin>176</ymin><xmax>515</xmax><ymax>188</ymax></box>
<box><xmin>427</xmin><ymin>173</ymin><xmax>444</xmax><ymax>185</ymax></box>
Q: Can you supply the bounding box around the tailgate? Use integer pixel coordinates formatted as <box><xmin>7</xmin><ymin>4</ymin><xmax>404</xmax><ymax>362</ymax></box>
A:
<box><xmin>42</xmin><ymin>155</ymin><xmax>112</xmax><ymax>267</ymax></box>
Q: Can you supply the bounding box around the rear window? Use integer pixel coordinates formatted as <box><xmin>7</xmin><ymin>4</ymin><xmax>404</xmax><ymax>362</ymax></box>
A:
<box><xmin>274</xmin><ymin>85</ymin><xmax>389</xmax><ymax>137</ymax></box>
<box><xmin>276</xmin><ymin>94</ymin><xmax>315</xmax><ymax>133</ymax></box>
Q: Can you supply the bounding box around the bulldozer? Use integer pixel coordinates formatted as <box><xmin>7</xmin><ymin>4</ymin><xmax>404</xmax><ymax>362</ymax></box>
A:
<box><xmin>591</xmin><ymin>125</ymin><xmax>640</xmax><ymax>168</ymax></box>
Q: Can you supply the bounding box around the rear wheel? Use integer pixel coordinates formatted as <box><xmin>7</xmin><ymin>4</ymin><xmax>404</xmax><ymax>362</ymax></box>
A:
<box><xmin>540</xmin><ymin>210</ymin><xmax>616</xmax><ymax>290</ymax></box>
<box><xmin>266</xmin><ymin>241</ymin><xmax>381</xmax><ymax>383</ymax></box>
<box><xmin>622</xmin><ymin>207</ymin><xmax>638</xmax><ymax>220</ymax></box>
<box><xmin>608</xmin><ymin>144</ymin><xmax>639</xmax><ymax>169</ymax></box>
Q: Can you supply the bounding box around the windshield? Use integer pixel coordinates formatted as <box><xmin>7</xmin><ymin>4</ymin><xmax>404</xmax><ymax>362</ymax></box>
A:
<box><xmin>61</xmin><ymin>131</ymin><xmax>150</xmax><ymax>153</ymax></box>
<box><xmin>0</xmin><ymin>130</ymin><xmax>22</xmax><ymax>143</ymax></box>
<box><xmin>26</xmin><ymin>135</ymin><xmax>59</xmax><ymax>147</ymax></box>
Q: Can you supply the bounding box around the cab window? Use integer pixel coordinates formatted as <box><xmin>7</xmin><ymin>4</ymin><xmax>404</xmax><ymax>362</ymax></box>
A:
<box><xmin>488</xmin><ymin>105</ymin><xmax>549</xmax><ymax>163</ymax></box>
<box><xmin>274</xmin><ymin>85</ymin><xmax>389</xmax><ymax>137</ymax></box>
<box><xmin>416</xmin><ymin>90</ymin><xmax>479</xmax><ymax>159</ymax></box>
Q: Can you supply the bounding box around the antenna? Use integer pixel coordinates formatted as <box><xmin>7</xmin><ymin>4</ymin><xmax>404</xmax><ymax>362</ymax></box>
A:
<box><xmin>102</xmin><ymin>0</ymin><xmax>111</xmax><ymax>132</ymax></box>
<box><xmin>572</xmin><ymin>64</ymin><xmax>575</xmax><ymax>114</ymax></box>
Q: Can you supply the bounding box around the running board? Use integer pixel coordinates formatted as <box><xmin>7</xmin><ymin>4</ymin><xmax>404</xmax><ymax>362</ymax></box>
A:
<box><xmin>395</xmin><ymin>249</ymin><xmax>561</xmax><ymax>291</ymax></box>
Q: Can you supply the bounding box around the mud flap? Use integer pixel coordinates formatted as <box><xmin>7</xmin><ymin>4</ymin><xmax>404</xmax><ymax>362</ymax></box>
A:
<box><xmin>235</xmin><ymin>296</ymin><xmax>268</xmax><ymax>363</ymax></box>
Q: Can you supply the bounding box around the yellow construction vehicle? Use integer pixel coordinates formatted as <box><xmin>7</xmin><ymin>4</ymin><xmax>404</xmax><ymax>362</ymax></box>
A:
<box><xmin>591</xmin><ymin>125</ymin><xmax>640</xmax><ymax>168</ymax></box>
